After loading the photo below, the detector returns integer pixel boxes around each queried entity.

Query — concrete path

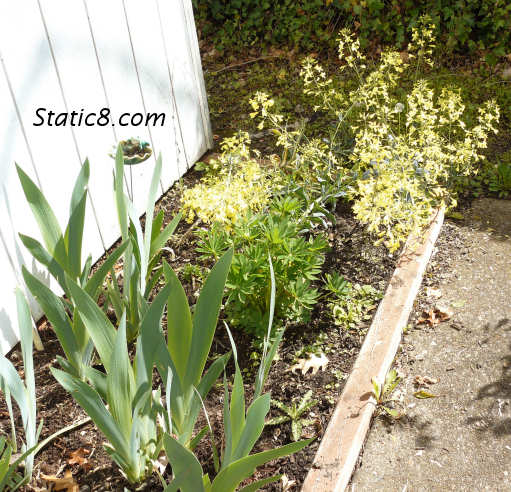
[350,199,511,492]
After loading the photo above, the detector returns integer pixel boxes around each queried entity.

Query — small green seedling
[267,390,318,441]
[371,369,402,418]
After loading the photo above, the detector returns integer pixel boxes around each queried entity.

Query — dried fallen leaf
[281,474,297,491]
[413,390,438,399]
[417,308,451,326]
[41,470,79,492]
[414,375,438,387]
[68,447,91,471]
[289,353,328,376]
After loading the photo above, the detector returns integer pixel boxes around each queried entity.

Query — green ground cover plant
[194,0,511,64]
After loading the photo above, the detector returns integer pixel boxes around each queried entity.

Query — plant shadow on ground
[467,321,511,437]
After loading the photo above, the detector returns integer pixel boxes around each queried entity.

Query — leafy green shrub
[194,0,511,63]
[196,199,327,337]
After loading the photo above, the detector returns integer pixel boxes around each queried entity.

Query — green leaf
[22,267,81,372]
[135,282,172,386]
[18,234,68,297]
[51,368,128,457]
[150,212,182,260]
[85,241,130,300]
[237,474,282,492]
[143,153,163,268]
[65,275,116,372]
[16,164,64,263]
[413,390,438,399]
[114,145,128,240]
[211,439,313,492]
[107,313,135,441]
[291,419,302,442]
[163,262,192,383]
[163,434,205,492]
[66,159,90,279]
[185,249,233,388]
[151,209,164,247]
[231,394,270,461]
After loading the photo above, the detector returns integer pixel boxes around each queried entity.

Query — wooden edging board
[301,207,445,492]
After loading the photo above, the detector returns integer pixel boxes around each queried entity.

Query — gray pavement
[350,199,511,492]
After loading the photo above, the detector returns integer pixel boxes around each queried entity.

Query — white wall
[0,0,212,354]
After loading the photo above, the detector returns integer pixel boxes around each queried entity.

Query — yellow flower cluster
[251,16,500,252]
[181,133,273,229]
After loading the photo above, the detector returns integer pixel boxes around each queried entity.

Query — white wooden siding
[0,0,211,354]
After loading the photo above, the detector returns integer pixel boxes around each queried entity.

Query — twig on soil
[207,55,284,74]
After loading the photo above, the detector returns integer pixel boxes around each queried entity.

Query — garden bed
[1,164,397,491]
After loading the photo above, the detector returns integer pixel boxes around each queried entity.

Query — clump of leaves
[195,199,327,338]
[371,369,402,418]
[327,277,381,331]
[488,160,511,198]
[267,390,318,442]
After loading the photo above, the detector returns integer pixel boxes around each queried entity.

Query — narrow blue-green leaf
[185,249,232,388]
[107,313,135,442]
[150,212,181,260]
[143,153,163,269]
[188,352,231,429]
[84,366,107,401]
[52,368,128,454]
[238,474,282,492]
[231,394,270,462]
[16,164,63,259]
[151,209,164,246]
[163,434,205,492]
[211,439,313,492]
[163,262,192,383]
[65,274,115,372]
[114,145,128,240]
[22,267,80,370]
[85,240,129,299]
[254,255,277,400]
[18,234,68,297]
[80,254,93,287]
[66,159,90,279]
[65,192,87,279]
[135,282,172,387]
[226,325,245,457]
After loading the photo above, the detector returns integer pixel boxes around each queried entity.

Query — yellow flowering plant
[251,16,500,252]
[181,132,274,229]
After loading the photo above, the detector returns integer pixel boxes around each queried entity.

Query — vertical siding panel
[158,0,210,165]
[84,0,155,229]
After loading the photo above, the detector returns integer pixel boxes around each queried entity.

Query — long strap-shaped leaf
[163,434,206,492]
[51,368,128,458]
[22,268,81,373]
[65,159,90,279]
[184,249,233,388]
[163,262,192,384]
[65,275,116,372]
[211,439,313,492]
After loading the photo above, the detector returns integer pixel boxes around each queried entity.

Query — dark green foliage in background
[193,0,511,63]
